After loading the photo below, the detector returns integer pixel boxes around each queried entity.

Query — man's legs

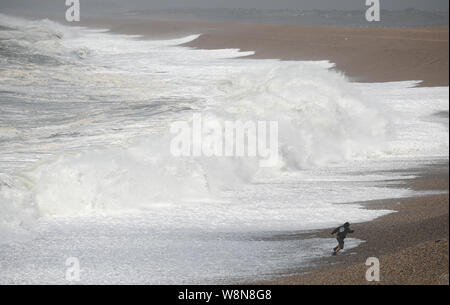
[333,238,344,254]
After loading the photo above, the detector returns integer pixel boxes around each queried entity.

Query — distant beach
[78,17,449,87]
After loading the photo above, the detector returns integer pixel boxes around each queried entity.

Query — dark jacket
[331,225,354,240]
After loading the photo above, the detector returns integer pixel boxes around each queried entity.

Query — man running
[331,222,354,255]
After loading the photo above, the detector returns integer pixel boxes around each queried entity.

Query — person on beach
[331,222,354,255]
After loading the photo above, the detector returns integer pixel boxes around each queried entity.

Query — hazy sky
[1,0,449,17]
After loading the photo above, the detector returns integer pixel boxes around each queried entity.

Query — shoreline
[73,17,449,284]
[249,160,449,285]
[75,18,449,87]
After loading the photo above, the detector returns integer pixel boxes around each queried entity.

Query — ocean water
[0,14,448,284]
[129,8,449,28]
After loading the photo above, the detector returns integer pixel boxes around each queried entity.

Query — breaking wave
[0,14,448,243]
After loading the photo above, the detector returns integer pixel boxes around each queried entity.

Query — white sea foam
[0,14,448,283]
